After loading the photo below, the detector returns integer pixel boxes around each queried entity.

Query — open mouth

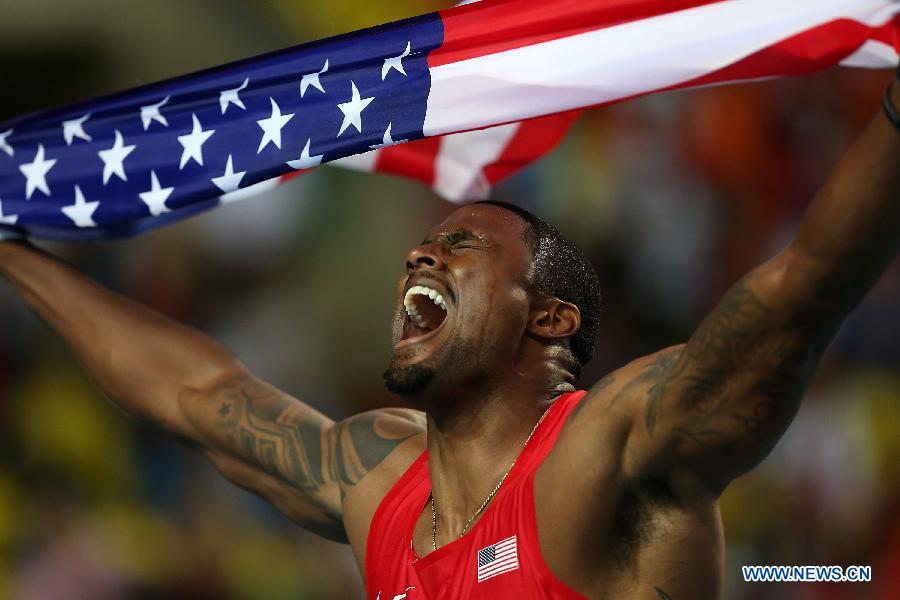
[399,284,449,345]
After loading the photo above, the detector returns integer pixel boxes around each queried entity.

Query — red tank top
[365,391,588,600]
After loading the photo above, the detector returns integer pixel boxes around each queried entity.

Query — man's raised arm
[621,80,900,495]
[0,240,377,541]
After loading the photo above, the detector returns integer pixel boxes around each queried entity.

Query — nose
[405,243,444,273]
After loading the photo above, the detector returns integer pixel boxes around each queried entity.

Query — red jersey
[365,391,588,599]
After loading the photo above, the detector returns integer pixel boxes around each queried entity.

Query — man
[1,73,898,598]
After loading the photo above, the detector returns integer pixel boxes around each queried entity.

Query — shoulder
[538,346,686,498]
[336,407,427,565]
[563,345,686,440]
[533,347,694,587]
[334,407,427,488]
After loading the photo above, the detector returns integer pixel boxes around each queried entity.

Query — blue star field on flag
[0,15,443,240]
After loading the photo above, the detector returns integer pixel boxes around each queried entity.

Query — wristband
[884,83,900,133]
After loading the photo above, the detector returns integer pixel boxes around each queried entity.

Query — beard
[383,363,435,395]
[383,330,477,397]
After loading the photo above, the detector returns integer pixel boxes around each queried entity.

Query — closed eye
[420,228,487,249]
[444,229,484,246]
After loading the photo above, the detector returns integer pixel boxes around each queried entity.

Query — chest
[369,476,585,600]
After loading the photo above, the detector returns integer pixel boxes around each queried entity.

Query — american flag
[477,535,519,582]
[0,0,896,241]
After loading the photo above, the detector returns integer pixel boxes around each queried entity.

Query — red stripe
[870,15,900,52]
[480,558,518,574]
[430,0,724,68]
[374,136,442,186]
[279,171,306,183]
[668,18,898,90]
[478,558,519,580]
[533,17,899,117]
[481,110,581,186]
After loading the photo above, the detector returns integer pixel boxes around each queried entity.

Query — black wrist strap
[884,83,900,132]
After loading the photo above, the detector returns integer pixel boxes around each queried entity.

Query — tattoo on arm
[638,276,821,481]
[644,282,769,438]
[570,348,682,431]
[215,377,331,493]
[569,372,616,420]
[213,377,419,495]
[640,349,679,436]
[332,412,420,487]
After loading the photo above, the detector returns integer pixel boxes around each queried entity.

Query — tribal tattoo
[646,275,821,479]
[214,377,331,492]
[331,413,419,487]
[568,372,616,420]
[639,349,679,436]
[212,376,421,498]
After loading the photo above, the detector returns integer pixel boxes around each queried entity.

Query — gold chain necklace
[430,406,552,552]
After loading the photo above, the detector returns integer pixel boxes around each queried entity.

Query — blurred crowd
[1,1,898,599]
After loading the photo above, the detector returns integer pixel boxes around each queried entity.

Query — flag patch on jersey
[476,535,519,582]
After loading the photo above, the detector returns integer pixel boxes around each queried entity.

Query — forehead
[432,204,529,242]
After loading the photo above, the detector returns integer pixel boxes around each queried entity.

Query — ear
[526,297,581,341]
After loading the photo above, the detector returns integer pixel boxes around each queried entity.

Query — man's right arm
[0,241,422,542]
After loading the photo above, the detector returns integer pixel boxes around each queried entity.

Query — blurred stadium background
[0,1,898,598]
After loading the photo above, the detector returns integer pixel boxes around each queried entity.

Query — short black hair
[477,201,601,376]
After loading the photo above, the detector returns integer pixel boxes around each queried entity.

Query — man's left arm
[622,81,900,495]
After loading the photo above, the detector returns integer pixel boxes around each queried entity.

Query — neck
[422,373,573,543]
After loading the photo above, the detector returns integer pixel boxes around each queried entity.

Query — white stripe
[218,178,280,205]
[491,538,517,551]
[480,535,516,551]
[331,148,381,172]
[840,39,899,68]
[479,558,519,581]
[424,0,900,136]
[480,558,518,576]
[433,123,520,202]
[481,555,518,570]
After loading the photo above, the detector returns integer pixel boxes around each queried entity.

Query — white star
[219,77,249,114]
[369,123,407,149]
[256,98,294,153]
[62,113,92,146]
[140,95,170,130]
[98,130,136,184]
[286,139,323,170]
[300,59,329,97]
[0,199,18,225]
[336,81,374,137]
[211,154,246,193]
[19,144,57,199]
[178,114,215,168]
[61,185,99,228]
[0,129,13,157]
[382,42,411,80]
[139,170,174,216]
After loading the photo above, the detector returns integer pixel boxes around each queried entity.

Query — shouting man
[1,76,898,599]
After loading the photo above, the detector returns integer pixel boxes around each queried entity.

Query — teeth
[403,284,449,327]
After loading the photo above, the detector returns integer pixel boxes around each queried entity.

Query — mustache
[405,271,457,305]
